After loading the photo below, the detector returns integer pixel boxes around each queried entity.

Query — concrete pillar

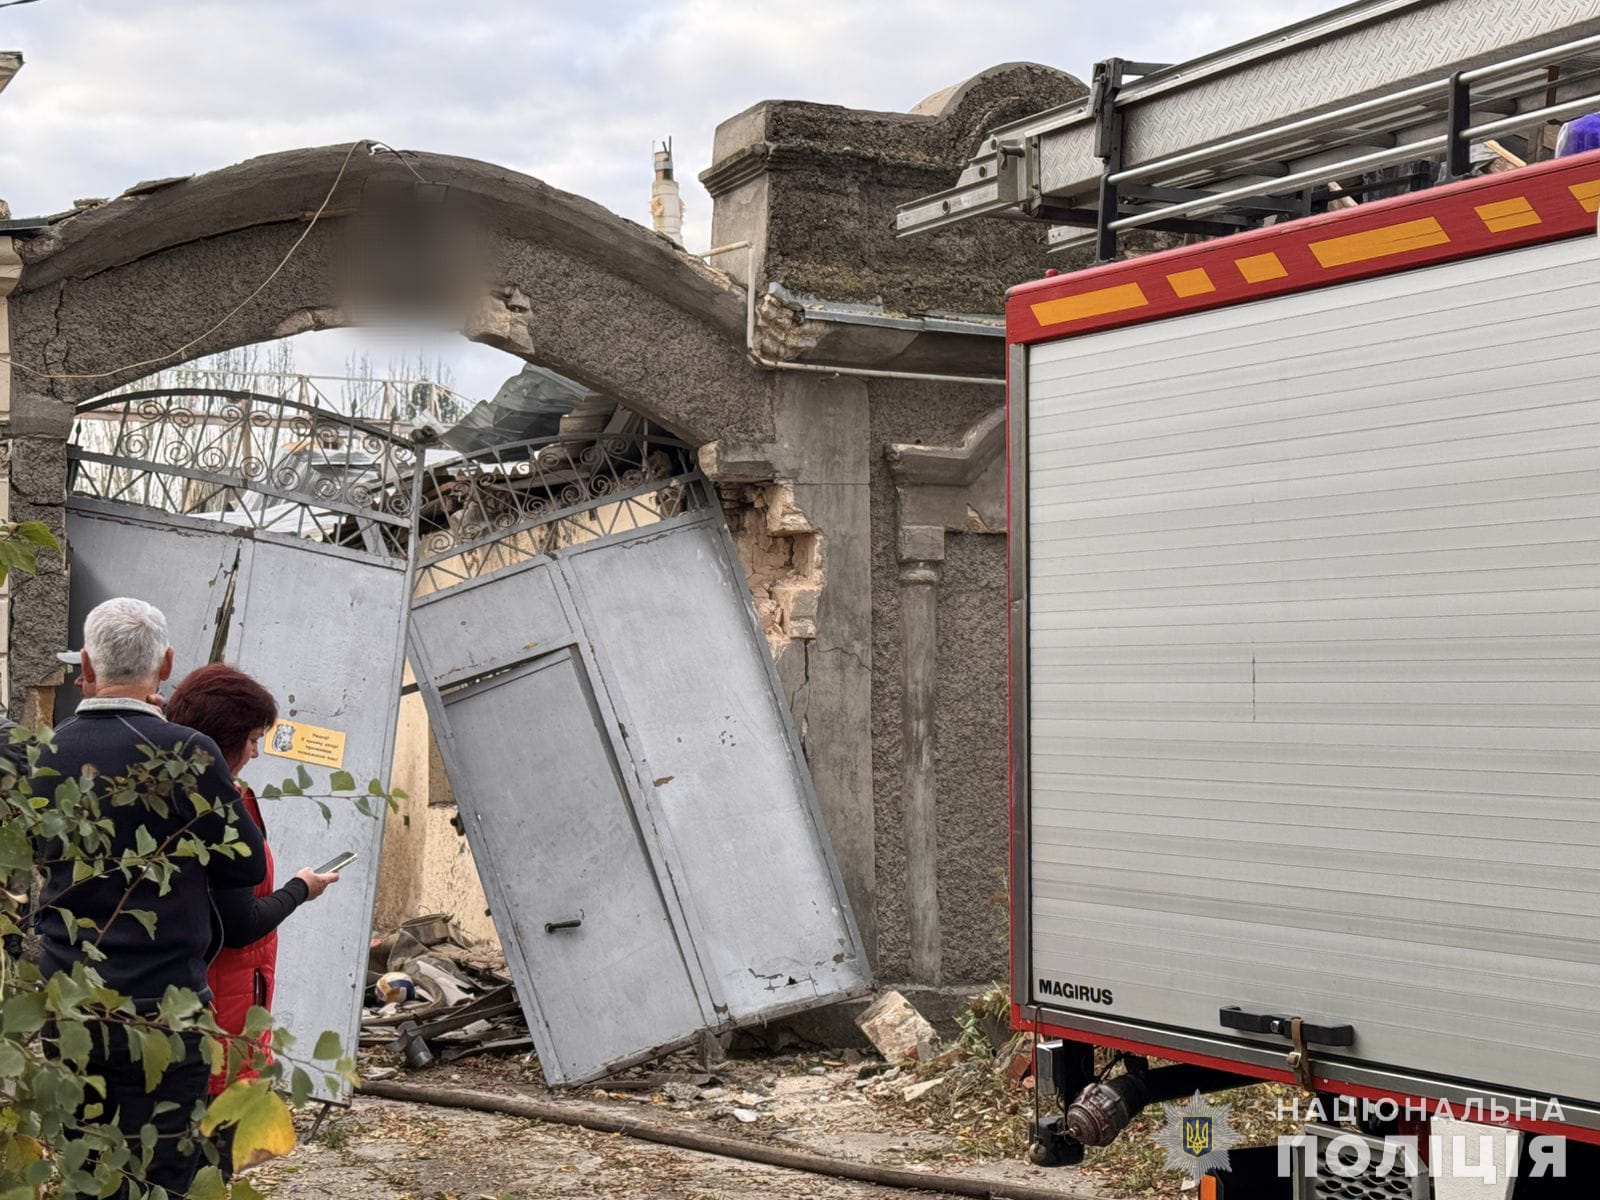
[897,523,946,984]
[773,375,876,964]
[6,422,70,725]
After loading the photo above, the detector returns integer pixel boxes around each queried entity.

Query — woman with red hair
[167,664,340,1158]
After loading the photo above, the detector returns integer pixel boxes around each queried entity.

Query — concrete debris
[902,1076,947,1103]
[731,1108,762,1124]
[854,991,939,1064]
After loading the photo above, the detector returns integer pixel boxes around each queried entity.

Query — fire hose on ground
[358,1078,1100,1200]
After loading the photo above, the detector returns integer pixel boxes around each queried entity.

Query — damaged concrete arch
[8,143,777,445]
[3,142,787,709]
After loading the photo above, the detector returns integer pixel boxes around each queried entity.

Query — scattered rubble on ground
[330,978,1299,1199]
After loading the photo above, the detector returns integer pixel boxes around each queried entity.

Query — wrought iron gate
[406,433,869,1084]
[67,389,421,1102]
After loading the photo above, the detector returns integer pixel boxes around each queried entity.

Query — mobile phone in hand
[315,851,357,874]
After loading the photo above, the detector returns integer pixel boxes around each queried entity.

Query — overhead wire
[0,138,369,383]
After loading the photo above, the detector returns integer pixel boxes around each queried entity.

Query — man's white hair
[83,597,170,684]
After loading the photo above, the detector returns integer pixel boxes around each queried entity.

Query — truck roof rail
[895,0,1600,262]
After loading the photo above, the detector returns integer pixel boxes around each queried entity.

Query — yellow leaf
[200,1079,297,1170]
[0,1132,42,1193]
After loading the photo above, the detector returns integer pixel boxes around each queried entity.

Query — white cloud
[0,0,1330,397]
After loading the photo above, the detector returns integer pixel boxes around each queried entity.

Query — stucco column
[898,524,946,984]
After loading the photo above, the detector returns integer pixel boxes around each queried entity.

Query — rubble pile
[360,914,528,1069]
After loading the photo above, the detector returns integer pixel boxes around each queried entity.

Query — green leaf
[188,1165,228,1200]
[228,1179,267,1200]
[0,825,30,872]
[367,779,385,796]
[329,770,355,793]
[129,909,158,940]
[157,987,203,1028]
[312,1031,342,1061]
[242,1006,273,1039]
[289,1067,313,1107]
[55,1020,92,1066]
[295,766,313,791]
[0,993,46,1037]
[0,1041,25,1077]
[136,1027,172,1093]
[12,521,59,550]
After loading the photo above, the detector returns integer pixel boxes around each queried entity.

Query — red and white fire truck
[903,5,1600,1195]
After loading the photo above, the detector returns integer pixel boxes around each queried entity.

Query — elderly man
[35,597,265,1197]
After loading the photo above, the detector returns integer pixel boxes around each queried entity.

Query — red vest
[206,786,277,1096]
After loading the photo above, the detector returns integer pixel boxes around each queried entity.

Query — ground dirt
[245,1048,1133,1200]
[247,1030,1304,1200]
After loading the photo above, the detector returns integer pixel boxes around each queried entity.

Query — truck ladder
[896,0,1600,260]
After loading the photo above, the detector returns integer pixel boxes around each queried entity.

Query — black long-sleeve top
[214,876,310,947]
[33,702,267,1009]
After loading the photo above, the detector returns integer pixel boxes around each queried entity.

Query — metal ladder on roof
[896,0,1600,262]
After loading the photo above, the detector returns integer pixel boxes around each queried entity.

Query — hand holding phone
[315,851,357,875]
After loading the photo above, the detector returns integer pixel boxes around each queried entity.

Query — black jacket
[33,700,266,1009]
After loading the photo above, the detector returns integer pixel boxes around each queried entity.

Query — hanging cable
[0,139,368,383]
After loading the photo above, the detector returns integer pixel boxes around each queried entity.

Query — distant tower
[651,139,685,248]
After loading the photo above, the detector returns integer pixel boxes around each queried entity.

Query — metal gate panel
[433,644,709,1080]
[563,518,868,1019]
[65,505,247,699]
[406,434,871,1084]
[67,391,420,1102]
[224,536,408,1095]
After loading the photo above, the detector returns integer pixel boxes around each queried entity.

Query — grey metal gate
[67,390,421,1102]
[406,432,869,1084]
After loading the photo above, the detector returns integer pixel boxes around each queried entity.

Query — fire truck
[901,4,1600,1196]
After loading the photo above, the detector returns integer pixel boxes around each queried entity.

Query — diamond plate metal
[1035,0,1600,197]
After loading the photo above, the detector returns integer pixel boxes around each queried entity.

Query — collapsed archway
[7,143,780,704]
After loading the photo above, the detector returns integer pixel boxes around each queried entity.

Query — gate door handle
[544,915,583,933]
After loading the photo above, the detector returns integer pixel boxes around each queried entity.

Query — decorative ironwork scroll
[69,389,420,557]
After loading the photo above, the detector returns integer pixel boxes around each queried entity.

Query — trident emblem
[1183,1116,1213,1158]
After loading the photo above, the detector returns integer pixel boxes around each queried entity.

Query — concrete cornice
[0,52,21,97]
[885,408,1003,488]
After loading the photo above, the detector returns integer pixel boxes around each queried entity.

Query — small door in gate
[407,433,870,1084]
[439,645,708,1076]
[66,391,419,1102]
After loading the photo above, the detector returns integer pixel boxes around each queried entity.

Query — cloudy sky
[0,0,1329,399]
